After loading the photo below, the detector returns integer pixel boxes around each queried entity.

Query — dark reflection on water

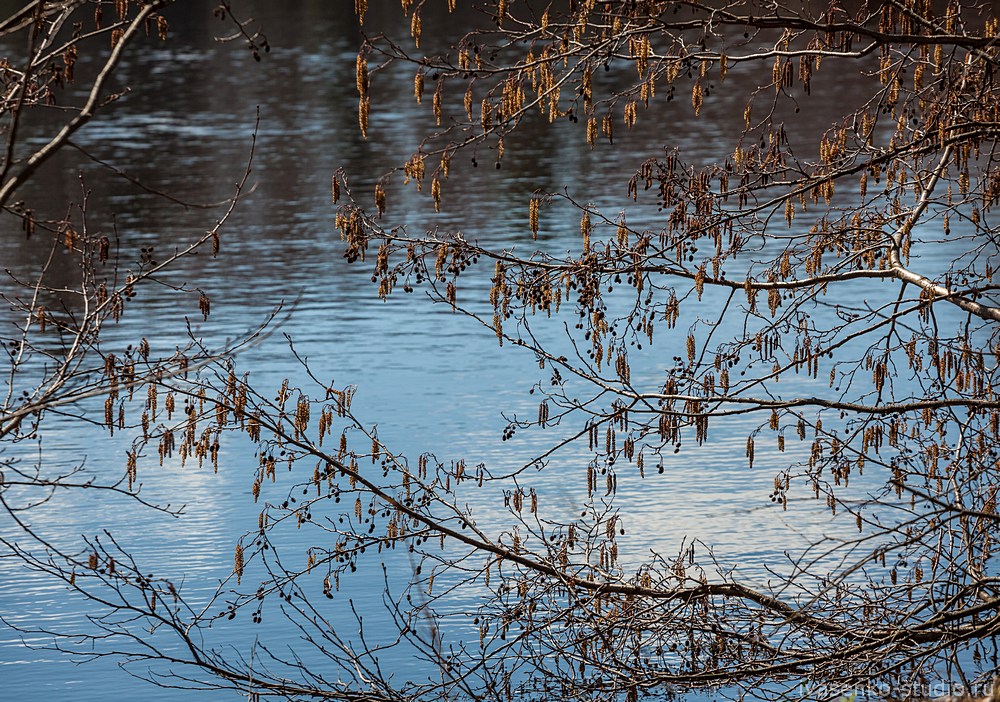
[0,2,976,700]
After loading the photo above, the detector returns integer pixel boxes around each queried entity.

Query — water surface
[0,3,968,700]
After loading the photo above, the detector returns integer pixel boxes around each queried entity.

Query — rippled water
[0,2,980,700]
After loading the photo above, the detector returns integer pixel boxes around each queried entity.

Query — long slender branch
[0,0,171,209]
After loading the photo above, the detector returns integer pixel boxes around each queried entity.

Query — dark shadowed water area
[0,2,983,700]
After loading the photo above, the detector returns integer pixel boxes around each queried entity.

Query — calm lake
[0,2,978,700]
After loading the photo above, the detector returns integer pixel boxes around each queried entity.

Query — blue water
[0,2,989,701]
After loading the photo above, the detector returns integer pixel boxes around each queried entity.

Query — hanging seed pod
[414,71,424,103]
[410,10,421,45]
[529,196,540,238]
[768,288,781,316]
[358,95,369,139]
[356,52,368,97]
[433,80,443,125]
[431,176,441,212]
[691,80,703,115]
[463,83,474,120]
[126,450,137,489]
[624,100,637,127]
[199,292,211,320]
[234,543,245,584]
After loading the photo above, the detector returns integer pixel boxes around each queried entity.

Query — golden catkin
[692,80,703,115]
[234,543,244,584]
